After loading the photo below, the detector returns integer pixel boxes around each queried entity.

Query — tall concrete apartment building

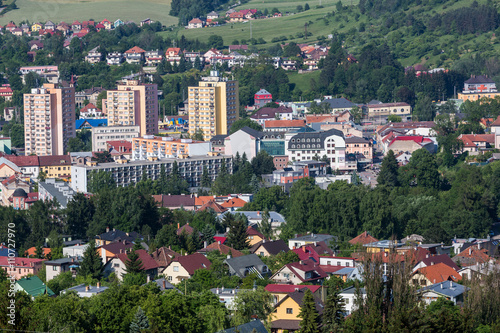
[106,79,158,136]
[24,83,75,156]
[188,71,239,140]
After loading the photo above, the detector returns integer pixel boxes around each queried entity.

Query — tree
[322,290,345,332]
[251,151,275,177]
[283,42,301,57]
[298,289,320,333]
[399,149,440,189]
[229,118,263,134]
[377,150,400,187]
[79,240,103,280]
[208,35,224,49]
[130,306,149,333]
[124,250,144,275]
[65,193,95,239]
[413,94,436,121]
[259,209,273,240]
[201,166,212,188]
[232,287,274,328]
[87,170,116,193]
[226,215,250,250]
[350,106,363,124]
[297,4,303,12]
[305,3,310,10]
[388,114,402,122]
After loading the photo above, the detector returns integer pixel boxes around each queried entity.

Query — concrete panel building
[91,125,140,152]
[132,135,210,160]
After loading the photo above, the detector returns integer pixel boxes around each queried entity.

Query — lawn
[0,0,177,26]
[287,70,321,92]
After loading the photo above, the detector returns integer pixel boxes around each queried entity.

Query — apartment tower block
[188,71,239,140]
[106,79,158,136]
[24,83,75,156]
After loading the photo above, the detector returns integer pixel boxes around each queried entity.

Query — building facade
[71,155,232,193]
[91,125,140,152]
[106,79,158,136]
[458,75,500,101]
[188,71,239,140]
[132,136,210,160]
[24,83,76,156]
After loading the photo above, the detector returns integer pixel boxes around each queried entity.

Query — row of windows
[291,137,321,143]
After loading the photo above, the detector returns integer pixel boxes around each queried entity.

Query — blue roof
[75,119,108,129]
[417,281,468,298]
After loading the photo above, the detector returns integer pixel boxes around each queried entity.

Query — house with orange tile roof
[165,47,182,65]
[349,231,379,245]
[197,199,227,214]
[188,18,204,28]
[100,19,112,30]
[457,133,495,153]
[452,246,492,267]
[412,262,462,287]
[197,241,244,257]
[221,197,247,211]
[152,246,181,268]
[124,46,146,64]
[25,247,51,258]
[263,119,307,132]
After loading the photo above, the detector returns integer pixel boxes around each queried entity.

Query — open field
[0,0,177,25]
[287,70,321,91]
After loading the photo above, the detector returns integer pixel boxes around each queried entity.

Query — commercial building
[24,83,76,156]
[188,71,239,140]
[132,135,210,160]
[71,155,232,193]
[91,125,140,152]
[364,102,412,123]
[106,79,158,136]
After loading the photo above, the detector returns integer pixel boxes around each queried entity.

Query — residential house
[457,75,500,102]
[228,11,245,22]
[62,282,108,297]
[458,262,500,280]
[95,228,143,246]
[106,52,124,65]
[198,242,245,257]
[11,28,23,36]
[363,240,405,253]
[176,223,196,236]
[106,140,133,159]
[161,253,211,283]
[265,284,323,305]
[206,11,220,23]
[79,103,103,117]
[152,246,181,269]
[145,50,163,66]
[147,277,178,292]
[458,134,495,153]
[262,160,329,193]
[349,231,379,246]
[288,234,336,250]
[153,194,196,210]
[250,239,290,257]
[140,18,154,26]
[453,246,492,267]
[25,247,51,258]
[100,19,112,30]
[44,257,79,281]
[63,243,89,258]
[0,157,20,178]
[221,197,247,211]
[417,281,468,306]
[85,46,102,64]
[412,263,462,287]
[0,86,13,102]
[211,287,247,310]
[250,106,293,126]
[345,137,373,163]
[44,20,56,30]
[253,88,273,108]
[247,226,265,246]
[38,155,72,179]
[114,19,124,28]
[271,259,328,285]
[31,23,43,32]
[188,18,204,29]
[340,286,366,315]
[97,240,134,264]
[270,288,325,333]
[9,188,38,210]
[387,136,437,155]
[413,254,460,273]
[56,22,71,35]
[165,47,182,65]
[124,46,146,64]
[5,22,17,32]
[293,241,335,260]
[0,257,44,280]
[72,20,82,31]
[0,175,31,206]
[197,199,228,214]
[219,210,286,230]
[15,276,54,299]
[225,254,269,278]
[103,249,159,281]
[364,102,412,123]
[28,40,44,51]
[229,44,249,52]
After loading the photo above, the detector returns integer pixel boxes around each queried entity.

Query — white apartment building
[91,125,140,152]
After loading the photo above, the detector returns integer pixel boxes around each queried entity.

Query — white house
[339,286,366,315]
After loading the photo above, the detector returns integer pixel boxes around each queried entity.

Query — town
[0,1,500,332]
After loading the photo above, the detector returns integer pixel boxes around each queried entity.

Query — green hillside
[0,0,177,26]
[161,0,500,69]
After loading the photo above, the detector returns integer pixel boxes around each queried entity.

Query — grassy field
[161,1,354,46]
[0,0,177,26]
[287,70,321,91]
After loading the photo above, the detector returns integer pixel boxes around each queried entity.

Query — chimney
[71,258,74,262]
[120,249,123,254]
[311,233,315,238]
[162,280,166,289]
[218,240,221,245]
[426,254,429,259]
[440,283,443,289]
[450,280,452,287]
[113,228,115,232]
[106,227,109,233]
[384,252,388,257]
[430,262,434,266]
[204,241,207,248]
[478,243,481,250]
[147,275,150,283]
[469,248,472,255]
[227,254,231,259]
[300,260,304,265]
[263,239,266,243]
[97,282,100,289]
[257,211,260,216]
[178,223,180,229]
[85,285,89,292]
[122,240,126,245]
[216,288,220,294]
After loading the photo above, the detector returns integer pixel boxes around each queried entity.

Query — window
[113,263,119,268]
[52,266,57,271]
[168,276,172,281]
[286,308,293,314]
[173,266,179,272]
[260,252,264,256]
[337,261,341,266]
[345,298,349,304]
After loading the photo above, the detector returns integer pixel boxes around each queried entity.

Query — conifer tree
[79,240,104,279]
[226,216,250,250]
[298,289,320,333]
[377,150,400,187]
[124,249,144,274]
[130,306,149,333]
[322,290,345,332]
[259,209,273,240]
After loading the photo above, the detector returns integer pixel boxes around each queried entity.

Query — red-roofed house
[221,197,247,211]
[453,246,492,267]
[5,22,17,32]
[100,19,112,30]
[72,21,82,31]
[349,231,379,245]
[247,226,264,246]
[458,134,495,153]
[0,86,13,101]
[152,246,181,268]
[162,253,211,283]
[197,241,244,257]
[38,155,71,179]
[413,254,460,272]
[9,189,38,210]
[197,199,227,214]
[124,46,146,64]
[95,23,105,31]
[4,155,40,179]
[25,247,51,258]
[104,249,159,281]
[79,103,103,118]
[188,18,204,29]
[165,47,182,65]
[387,135,436,155]
[412,262,462,287]
[0,257,45,279]
[264,119,307,132]
[271,259,328,285]
[228,12,245,22]
[106,140,133,158]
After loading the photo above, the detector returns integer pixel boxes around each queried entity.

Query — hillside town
[0,5,500,333]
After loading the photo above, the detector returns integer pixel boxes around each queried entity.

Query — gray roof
[210,134,228,142]
[417,281,468,298]
[218,211,286,223]
[225,254,267,277]
[238,126,265,139]
[340,285,366,295]
[69,152,93,158]
[39,180,74,209]
[289,234,336,243]
[145,278,178,292]
[63,283,108,295]
[222,320,268,333]
[464,75,495,84]
[255,88,271,96]
[44,258,79,266]
[320,97,357,109]
[345,136,369,144]
[287,128,344,150]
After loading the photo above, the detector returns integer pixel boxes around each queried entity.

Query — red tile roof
[38,155,71,167]
[80,103,101,113]
[284,259,328,282]
[221,197,247,209]
[25,247,51,257]
[265,284,321,294]
[491,115,500,127]
[4,155,39,167]
[116,249,159,271]
[419,254,460,272]
[349,231,379,245]
[198,242,244,257]
[455,246,490,264]
[0,257,44,267]
[458,134,495,147]
[415,262,462,284]
[177,223,194,236]
[214,236,227,244]
[198,199,227,213]
[264,119,306,128]
[125,46,146,54]
[389,135,433,147]
[173,253,211,275]
[247,226,264,239]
